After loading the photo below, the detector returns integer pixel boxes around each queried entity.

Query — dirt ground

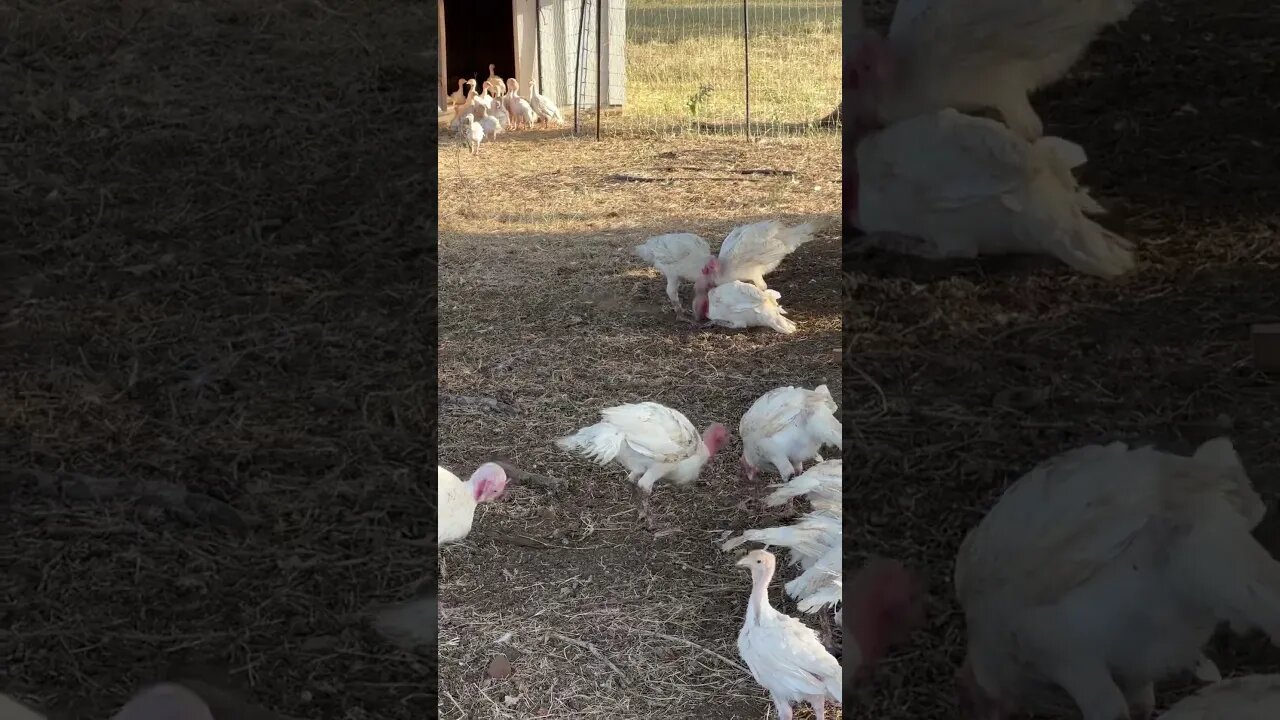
[436,124,841,719]
[848,0,1280,717]
[1,2,431,718]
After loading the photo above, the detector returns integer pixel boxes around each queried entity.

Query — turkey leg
[805,694,827,720]
[817,612,834,649]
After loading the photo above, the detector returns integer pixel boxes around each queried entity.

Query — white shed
[439,0,626,111]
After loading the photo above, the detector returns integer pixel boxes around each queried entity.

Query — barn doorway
[442,0,517,96]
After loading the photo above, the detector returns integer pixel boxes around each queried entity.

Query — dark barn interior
[442,0,516,93]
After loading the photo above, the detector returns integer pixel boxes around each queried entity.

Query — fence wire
[535,0,841,139]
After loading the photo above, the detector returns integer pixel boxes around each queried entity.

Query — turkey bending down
[633,232,712,312]
[851,109,1134,279]
[739,385,841,483]
[955,437,1280,720]
[705,219,817,291]
[691,275,797,335]
[556,401,728,530]
[1155,674,1280,720]
[847,0,1145,141]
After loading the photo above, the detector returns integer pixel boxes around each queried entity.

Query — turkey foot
[634,486,658,530]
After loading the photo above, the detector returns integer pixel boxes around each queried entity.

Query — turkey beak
[734,556,751,568]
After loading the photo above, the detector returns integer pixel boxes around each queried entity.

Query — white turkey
[438,463,509,545]
[527,80,565,124]
[735,549,842,720]
[1156,674,1280,720]
[505,79,538,130]
[555,402,728,530]
[633,232,713,312]
[460,115,485,155]
[476,105,502,142]
[738,385,841,483]
[847,0,1144,141]
[704,219,817,291]
[485,64,506,97]
[851,108,1134,278]
[726,508,843,646]
[955,437,1280,720]
[691,276,796,335]
[466,79,494,112]
[763,458,842,510]
[489,100,512,131]
[448,77,466,107]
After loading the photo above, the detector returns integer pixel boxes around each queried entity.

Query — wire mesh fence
[534,0,841,139]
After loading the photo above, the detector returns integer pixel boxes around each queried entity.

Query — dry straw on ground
[847,1,1280,717]
[2,2,431,718]
[438,124,841,719]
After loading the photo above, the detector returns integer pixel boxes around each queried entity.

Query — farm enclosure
[436,129,842,719]
[847,0,1280,717]
[438,0,841,138]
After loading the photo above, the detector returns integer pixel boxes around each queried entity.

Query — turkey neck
[747,566,775,625]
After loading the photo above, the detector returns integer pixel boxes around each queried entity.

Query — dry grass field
[848,0,1280,717]
[1,2,431,718]
[437,126,841,719]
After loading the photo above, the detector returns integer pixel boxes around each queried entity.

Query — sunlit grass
[618,1,840,134]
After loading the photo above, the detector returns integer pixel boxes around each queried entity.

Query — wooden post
[438,0,448,106]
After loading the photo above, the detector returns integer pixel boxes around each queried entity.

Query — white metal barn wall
[533,0,625,109]
[513,0,539,95]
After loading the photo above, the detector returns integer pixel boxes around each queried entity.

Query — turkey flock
[441,63,565,155]
[842,0,1280,718]
[432,77,864,720]
[433,384,873,720]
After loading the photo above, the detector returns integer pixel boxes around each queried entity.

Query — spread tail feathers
[763,479,813,506]
[1173,517,1280,645]
[555,424,624,465]
[1055,219,1135,279]
[769,314,798,334]
[780,221,818,251]
[796,584,842,613]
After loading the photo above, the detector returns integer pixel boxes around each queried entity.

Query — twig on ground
[549,632,628,686]
[441,393,518,414]
[632,629,749,674]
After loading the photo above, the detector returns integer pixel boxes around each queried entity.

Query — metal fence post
[596,0,603,140]
[574,0,589,136]
[742,0,750,140]
[535,0,543,92]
